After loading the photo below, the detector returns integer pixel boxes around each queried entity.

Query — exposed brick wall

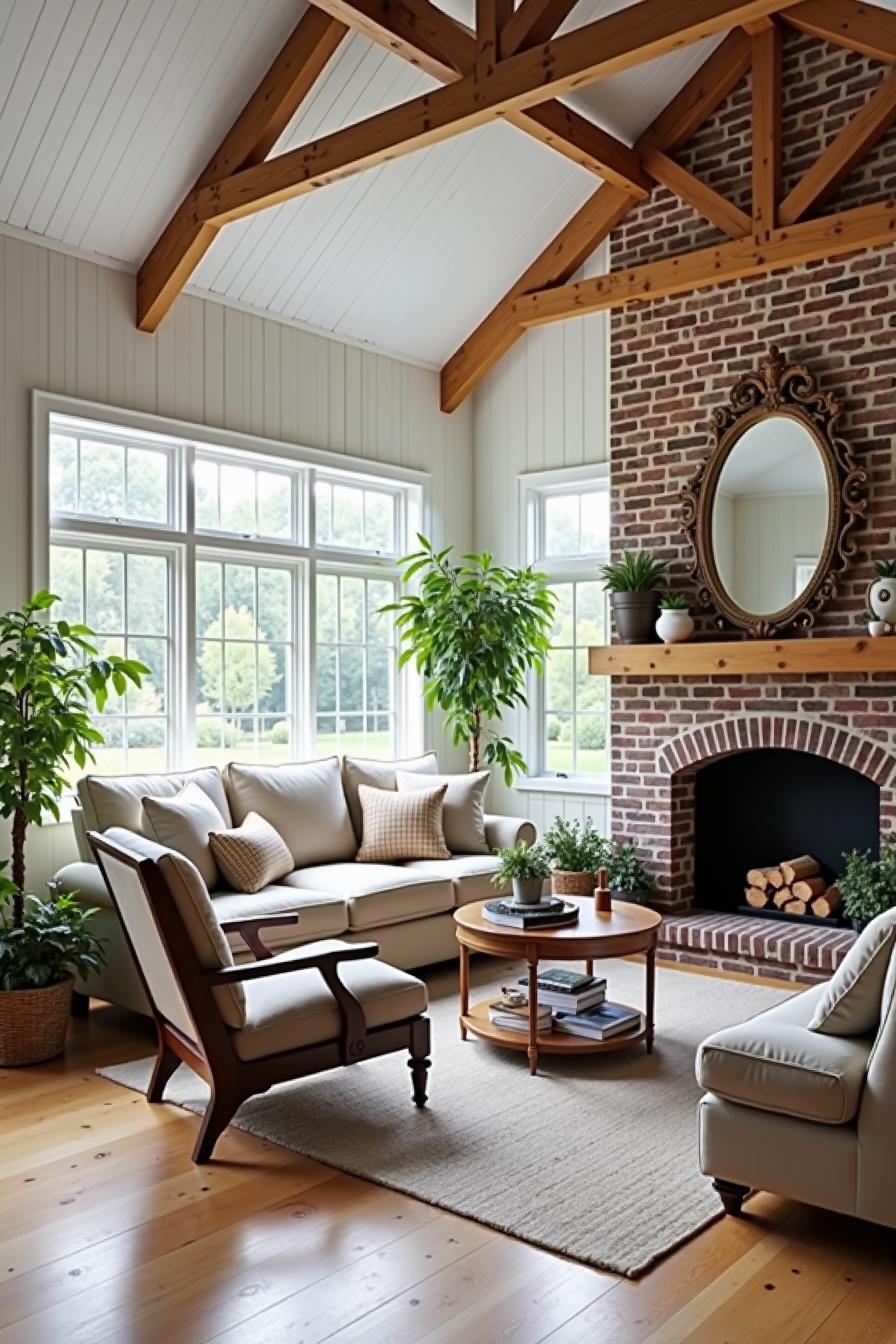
[607,30,896,910]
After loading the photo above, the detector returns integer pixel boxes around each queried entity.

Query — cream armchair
[696,919,896,1229]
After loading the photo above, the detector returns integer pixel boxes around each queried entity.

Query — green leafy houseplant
[600,551,668,593]
[490,841,552,885]
[839,844,896,929]
[0,591,149,1064]
[386,536,555,784]
[543,817,612,897]
[608,843,656,903]
[873,559,896,579]
[659,593,689,610]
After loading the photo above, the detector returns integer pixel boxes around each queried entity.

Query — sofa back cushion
[142,782,228,890]
[225,757,357,868]
[396,768,489,854]
[342,752,439,839]
[78,766,230,836]
[809,906,896,1037]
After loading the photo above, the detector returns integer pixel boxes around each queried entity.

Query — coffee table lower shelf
[462,1000,647,1056]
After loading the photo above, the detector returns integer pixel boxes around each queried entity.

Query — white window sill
[514,775,611,798]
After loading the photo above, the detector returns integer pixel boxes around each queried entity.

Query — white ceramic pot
[869,578,896,624]
[656,609,694,644]
[869,620,891,637]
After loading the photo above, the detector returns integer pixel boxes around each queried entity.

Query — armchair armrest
[205,939,379,985]
[484,814,536,850]
[219,914,300,961]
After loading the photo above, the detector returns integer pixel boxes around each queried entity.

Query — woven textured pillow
[356,783,450,863]
[208,812,294,893]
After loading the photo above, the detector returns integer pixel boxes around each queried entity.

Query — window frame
[33,391,428,806]
[518,463,611,797]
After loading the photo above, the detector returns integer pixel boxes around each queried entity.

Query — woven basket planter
[551,870,596,898]
[0,976,73,1066]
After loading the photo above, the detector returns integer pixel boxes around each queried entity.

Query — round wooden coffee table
[454,897,662,1075]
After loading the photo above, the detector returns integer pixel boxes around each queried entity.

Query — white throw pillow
[809,907,896,1037]
[342,752,439,839]
[225,757,357,867]
[396,768,489,854]
[209,813,294,893]
[356,783,450,863]
[142,782,227,890]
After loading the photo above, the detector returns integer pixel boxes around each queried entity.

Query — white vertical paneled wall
[472,245,611,836]
[0,233,473,888]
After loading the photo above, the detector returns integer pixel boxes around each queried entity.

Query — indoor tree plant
[491,841,552,906]
[600,550,668,645]
[542,816,611,897]
[386,536,555,783]
[0,590,149,1065]
[839,844,896,932]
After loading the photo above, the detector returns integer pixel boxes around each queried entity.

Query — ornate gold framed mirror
[681,346,867,638]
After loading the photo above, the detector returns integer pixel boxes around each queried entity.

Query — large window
[522,466,611,789]
[39,404,425,785]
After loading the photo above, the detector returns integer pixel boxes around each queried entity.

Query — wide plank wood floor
[1,999,895,1344]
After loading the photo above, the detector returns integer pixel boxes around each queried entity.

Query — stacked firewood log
[744,855,841,919]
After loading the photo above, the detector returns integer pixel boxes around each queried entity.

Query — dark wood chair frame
[88,832,432,1163]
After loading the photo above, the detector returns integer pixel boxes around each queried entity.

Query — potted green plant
[0,590,149,1066]
[608,842,656,906]
[868,559,896,627]
[600,551,668,645]
[491,841,552,906]
[542,817,610,897]
[386,536,555,782]
[839,844,896,932]
[655,592,694,644]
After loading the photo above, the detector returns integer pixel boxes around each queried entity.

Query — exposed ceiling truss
[134,0,896,415]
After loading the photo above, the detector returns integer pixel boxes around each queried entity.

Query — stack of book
[517,967,607,1012]
[482,897,579,929]
[488,995,553,1034]
[553,1001,642,1040]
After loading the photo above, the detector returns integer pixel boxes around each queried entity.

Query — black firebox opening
[693,748,880,914]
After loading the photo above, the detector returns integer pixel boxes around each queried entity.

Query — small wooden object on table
[454,896,662,1076]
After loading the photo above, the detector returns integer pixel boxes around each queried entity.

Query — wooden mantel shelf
[588,637,896,677]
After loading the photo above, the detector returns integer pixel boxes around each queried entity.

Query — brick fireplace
[604,28,896,982]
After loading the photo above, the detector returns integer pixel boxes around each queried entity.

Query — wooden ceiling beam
[640,145,751,237]
[779,69,896,224]
[439,28,752,411]
[513,198,896,326]
[196,0,790,226]
[506,104,651,194]
[751,21,782,233]
[476,0,514,72]
[500,0,582,57]
[780,0,896,63]
[136,8,346,332]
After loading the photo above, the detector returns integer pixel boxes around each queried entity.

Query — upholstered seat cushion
[282,863,454,930]
[696,984,871,1125]
[232,940,428,1061]
[404,854,504,906]
[212,885,349,951]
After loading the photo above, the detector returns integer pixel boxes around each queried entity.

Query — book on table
[482,899,579,929]
[488,998,553,1034]
[517,969,607,1011]
[553,1001,642,1040]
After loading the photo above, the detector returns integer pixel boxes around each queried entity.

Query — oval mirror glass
[711,415,829,618]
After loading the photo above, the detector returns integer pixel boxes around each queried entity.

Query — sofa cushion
[142,782,227,890]
[404,854,504,906]
[232,942,427,1061]
[212,885,349,951]
[78,766,230,836]
[357,783,450,863]
[342,752,439,838]
[283,863,454,931]
[396,769,490,855]
[209,812,293,893]
[809,907,896,1037]
[697,983,870,1124]
[224,757,357,867]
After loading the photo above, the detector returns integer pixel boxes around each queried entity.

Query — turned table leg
[645,943,656,1054]
[459,941,470,1040]
[527,950,539,1076]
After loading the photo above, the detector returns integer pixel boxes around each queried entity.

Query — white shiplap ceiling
[0,0,749,363]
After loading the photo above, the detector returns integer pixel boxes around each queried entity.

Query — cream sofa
[696,920,896,1229]
[52,753,534,1016]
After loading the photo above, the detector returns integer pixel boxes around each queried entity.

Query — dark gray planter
[611,590,660,644]
[612,887,651,906]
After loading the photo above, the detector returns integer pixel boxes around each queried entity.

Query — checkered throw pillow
[208,812,294,893]
[356,783,450,862]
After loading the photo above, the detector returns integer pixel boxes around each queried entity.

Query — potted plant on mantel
[0,591,149,1066]
[491,841,552,906]
[386,536,555,784]
[543,816,610,898]
[838,844,896,933]
[600,551,668,645]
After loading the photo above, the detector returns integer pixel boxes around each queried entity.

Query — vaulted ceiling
[0,0,725,364]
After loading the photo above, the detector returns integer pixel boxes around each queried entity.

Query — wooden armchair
[89,830,431,1163]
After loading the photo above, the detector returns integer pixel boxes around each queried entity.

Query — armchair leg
[713,1178,750,1216]
[408,1017,431,1108]
[146,1042,181,1103]
[192,1086,240,1164]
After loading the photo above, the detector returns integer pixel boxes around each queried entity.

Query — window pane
[258,568,290,642]
[86,550,124,631]
[197,640,222,713]
[543,494,580,556]
[219,464,255,534]
[339,577,364,643]
[577,651,606,714]
[257,472,291,539]
[50,545,83,623]
[575,715,607,773]
[332,483,363,547]
[316,645,337,714]
[550,583,574,643]
[127,554,167,635]
[260,716,291,762]
[314,480,333,544]
[316,573,337,642]
[367,580,394,645]
[364,490,394,551]
[224,564,256,633]
[546,715,574,774]
[545,648,574,712]
[126,448,168,523]
[50,435,77,512]
[128,637,167,713]
[195,459,219,529]
[580,490,610,554]
[196,560,222,635]
[576,581,605,645]
[126,719,166,772]
[259,644,287,714]
[363,715,393,758]
[339,646,364,712]
[367,648,391,713]
[224,640,258,715]
[80,440,124,518]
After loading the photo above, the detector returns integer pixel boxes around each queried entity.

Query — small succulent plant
[659,593,690,610]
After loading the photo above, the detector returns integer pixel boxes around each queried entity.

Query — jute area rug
[99,957,792,1277]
